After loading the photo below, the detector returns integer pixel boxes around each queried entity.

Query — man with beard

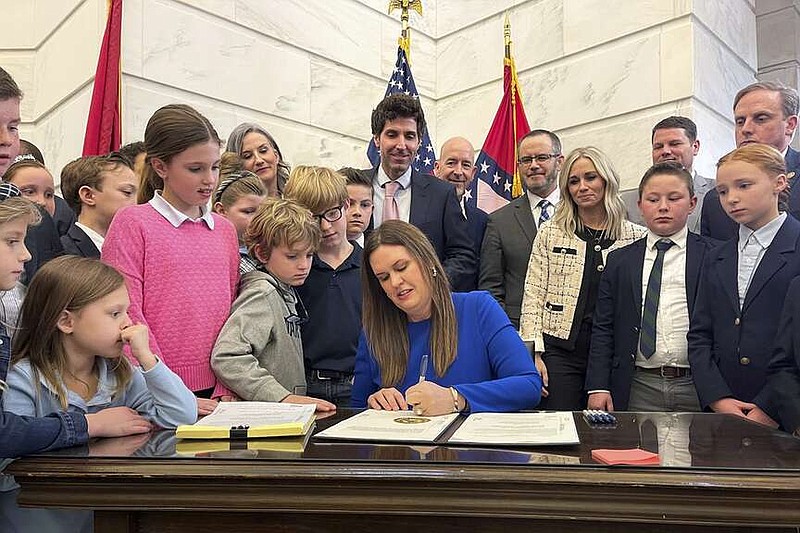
[364,94,475,291]
[433,136,487,290]
[622,116,713,233]
[479,130,563,328]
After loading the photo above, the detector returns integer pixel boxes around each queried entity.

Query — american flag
[367,47,436,175]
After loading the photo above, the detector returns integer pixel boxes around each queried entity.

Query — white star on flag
[480,161,489,174]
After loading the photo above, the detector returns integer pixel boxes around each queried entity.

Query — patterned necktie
[639,239,675,358]
[537,199,551,227]
[383,181,401,222]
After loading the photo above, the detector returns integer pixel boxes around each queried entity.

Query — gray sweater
[211,270,306,401]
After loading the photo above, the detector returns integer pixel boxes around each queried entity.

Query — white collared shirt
[372,165,412,226]
[527,187,560,229]
[637,226,690,368]
[148,190,215,229]
[737,212,786,307]
[75,222,105,252]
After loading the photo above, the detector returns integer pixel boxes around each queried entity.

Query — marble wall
[0,0,760,190]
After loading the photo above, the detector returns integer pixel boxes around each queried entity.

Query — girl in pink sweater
[102,104,240,415]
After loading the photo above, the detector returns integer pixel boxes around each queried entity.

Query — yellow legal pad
[176,402,317,440]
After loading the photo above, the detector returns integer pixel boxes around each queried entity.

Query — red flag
[82,0,123,156]
[465,17,531,214]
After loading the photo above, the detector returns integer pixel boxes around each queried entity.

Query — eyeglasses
[518,154,560,166]
[312,205,344,225]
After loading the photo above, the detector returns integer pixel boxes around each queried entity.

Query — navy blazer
[60,223,100,259]
[688,215,800,410]
[22,206,63,284]
[365,167,477,292]
[586,232,711,410]
[464,204,488,291]
[701,146,800,241]
[766,277,800,433]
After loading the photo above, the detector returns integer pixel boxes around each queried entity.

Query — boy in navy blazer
[60,153,138,258]
[587,162,711,411]
[766,276,800,436]
[688,144,800,427]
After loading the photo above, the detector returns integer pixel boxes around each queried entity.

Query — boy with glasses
[284,166,363,407]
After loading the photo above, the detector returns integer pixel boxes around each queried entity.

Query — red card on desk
[591,448,660,466]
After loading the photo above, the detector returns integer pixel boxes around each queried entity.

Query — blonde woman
[520,147,645,411]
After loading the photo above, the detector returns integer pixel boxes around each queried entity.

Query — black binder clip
[230,425,250,440]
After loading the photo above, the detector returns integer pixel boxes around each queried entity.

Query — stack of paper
[176,402,316,440]
[591,448,660,465]
[314,410,460,443]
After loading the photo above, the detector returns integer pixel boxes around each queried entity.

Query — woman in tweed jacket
[519,147,645,410]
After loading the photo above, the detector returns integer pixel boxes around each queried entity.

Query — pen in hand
[413,354,429,415]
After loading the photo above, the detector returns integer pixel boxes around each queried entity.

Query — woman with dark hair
[352,220,541,415]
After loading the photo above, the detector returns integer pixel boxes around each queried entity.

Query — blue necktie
[537,199,551,227]
[639,239,675,358]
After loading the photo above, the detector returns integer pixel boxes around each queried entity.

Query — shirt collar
[738,212,787,252]
[35,358,116,408]
[376,164,412,190]
[74,222,105,252]
[526,187,560,207]
[149,190,215,229]
[647,225,688,250]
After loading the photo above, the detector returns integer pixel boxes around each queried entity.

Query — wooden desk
[8,411,800,532]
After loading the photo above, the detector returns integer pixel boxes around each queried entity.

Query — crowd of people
[0,67,798,489]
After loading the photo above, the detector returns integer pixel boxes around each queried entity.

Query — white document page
[315,410,460,443]
[193,402,316,428]
[448,411,580,446]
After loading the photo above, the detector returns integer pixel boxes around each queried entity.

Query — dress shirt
[148,190,215,229]
[636,227,690,368]
[737,213,786,308]
[526,188,560,229]
[75,221,105,252]
[372,166,412,227]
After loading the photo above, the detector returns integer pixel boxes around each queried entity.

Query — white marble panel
[33,0,103,120]
[176,0,236,20]
[693,24,756,125]
[353,0,437,39]
[235,0,383,76]
[690,99,736,178]
[380,18,437,96]
[309,58,388,140]
[660,21,693,103]
[34,0,93,46]
[436,0,563,99]
[755,0,794,16]
[0,53,37,122]
[123,0,144,77]
[436,0,521,38]
[756,7,800,67]
[557,102,694,191]
[517,31,662,132]
[141,0,311,124]
[563,0,687,55]
[0,3,35,49]
[694,0,757,69]
[33,86,93,184]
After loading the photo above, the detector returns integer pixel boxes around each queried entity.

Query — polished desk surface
[8,410,800,531]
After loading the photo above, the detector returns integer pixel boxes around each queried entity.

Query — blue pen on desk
[418,354,429,383]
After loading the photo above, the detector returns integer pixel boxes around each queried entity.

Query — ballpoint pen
[418,353,429,383]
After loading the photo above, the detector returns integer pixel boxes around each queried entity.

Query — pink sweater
[102,204,240,393]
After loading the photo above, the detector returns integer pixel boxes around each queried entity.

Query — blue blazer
[701,146,800,241]
[60,223,100,259]
[766,277,800,433]
[465,204,488,291]
[365,167,477,292]
[688,215,800,410]
[586,233,712,410]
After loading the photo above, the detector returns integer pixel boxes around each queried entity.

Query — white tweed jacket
[519,219,646,351]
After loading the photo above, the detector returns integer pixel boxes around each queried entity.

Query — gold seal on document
[394,417,430,424]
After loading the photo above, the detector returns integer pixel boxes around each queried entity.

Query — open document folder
[315,410,580,446]
[176,402,316,440]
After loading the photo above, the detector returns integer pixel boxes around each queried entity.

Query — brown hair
[3,159,51,185]
[339,167,373,189]
[283,165,348,214]
[0,67,22,101]
[226,123,290,196]
[0,196,41,228]
[244,197,320,262]
[734,81,799,119]
[638,161,695,200]
[61,155,133,214]
[138,104,221,204]
[12,256,132,410]
[213,152,266,208]
[362,220,457,386]
[717,143,789,209]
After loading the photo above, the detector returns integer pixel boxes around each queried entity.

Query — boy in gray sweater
[211,197,336,412]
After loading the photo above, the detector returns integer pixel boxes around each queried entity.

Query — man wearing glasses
[479,129,563,328]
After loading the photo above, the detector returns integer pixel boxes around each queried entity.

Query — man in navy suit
[766,277,800,436]
[587,162,711,412]
[701,82,799,240]
[433,136,487,290]
[365,95,475,291]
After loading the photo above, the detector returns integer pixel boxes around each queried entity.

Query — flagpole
[389,0,423,63]
[506,14,524,199]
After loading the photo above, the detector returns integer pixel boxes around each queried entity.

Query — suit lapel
[69,225,100,258]
[628,240,646,320]
[742,218,799,311]
[512,195,536,244]
[715,240,741,312]
[408,170,430,226]
[685,233,704,316]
